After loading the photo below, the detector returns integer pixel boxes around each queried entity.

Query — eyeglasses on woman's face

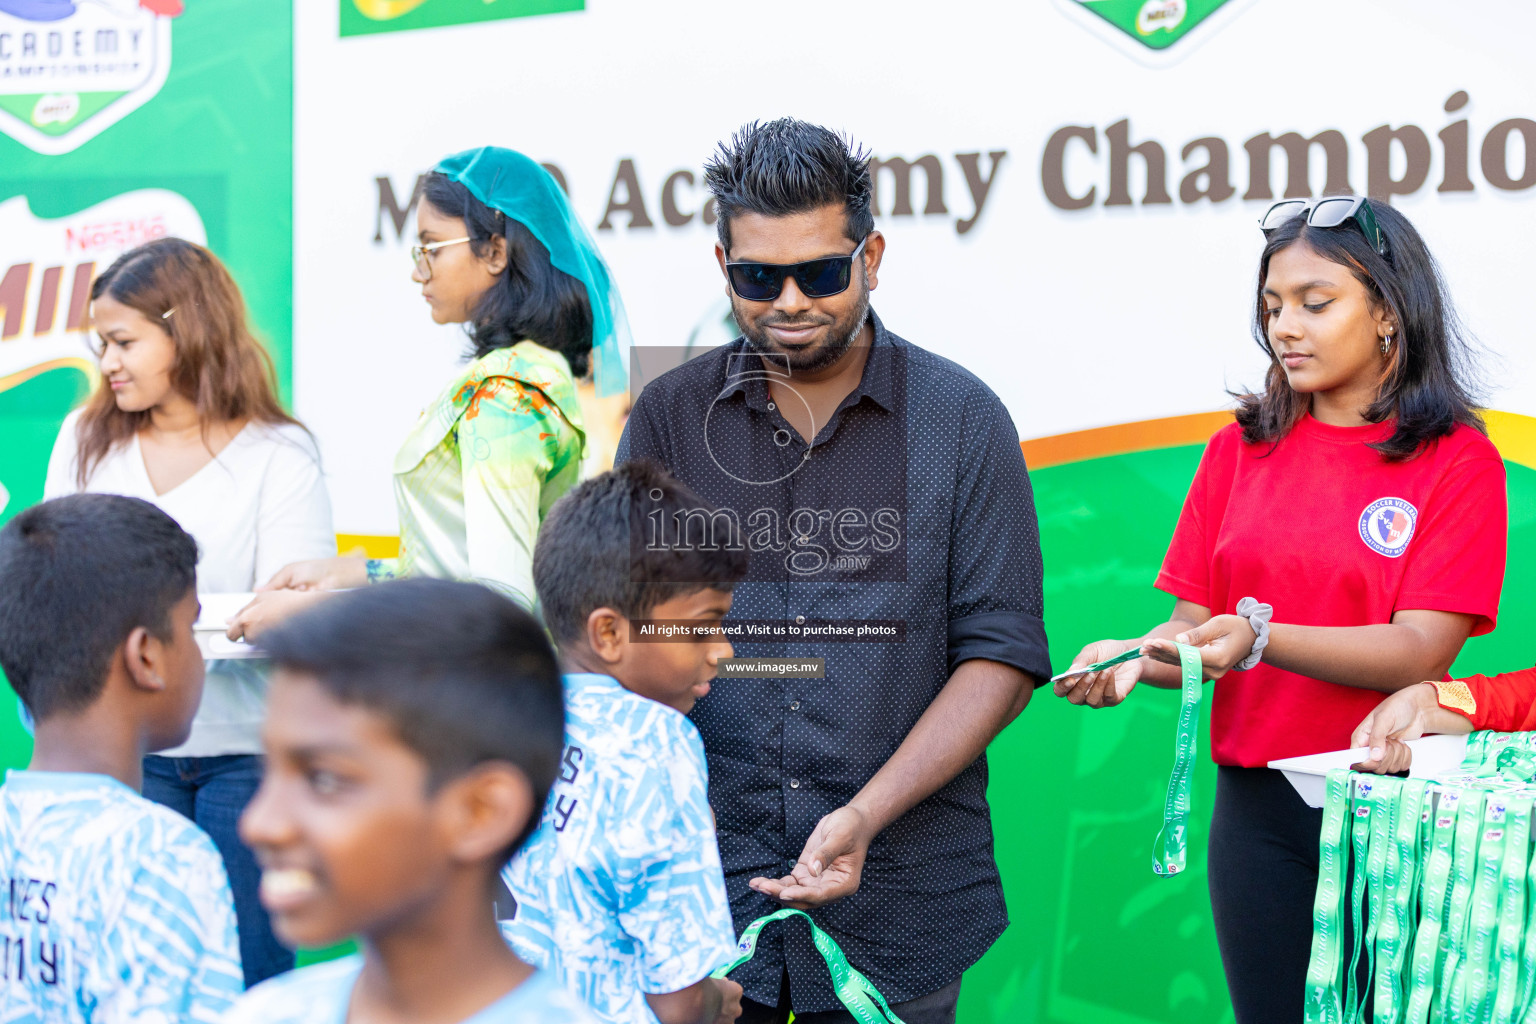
[409,237,470,282]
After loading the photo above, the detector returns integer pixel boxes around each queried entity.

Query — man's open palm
[748,806,870,909]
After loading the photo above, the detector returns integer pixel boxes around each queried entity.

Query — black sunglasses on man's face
[725,236,869,302]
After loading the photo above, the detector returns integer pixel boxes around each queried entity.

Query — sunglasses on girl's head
[725,236,869,302]
[1259,196,1389,258]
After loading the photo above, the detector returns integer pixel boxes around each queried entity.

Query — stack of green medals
[1305,731,1536,1024]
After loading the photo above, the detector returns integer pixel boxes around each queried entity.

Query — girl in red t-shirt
[1056,198,1506,1024]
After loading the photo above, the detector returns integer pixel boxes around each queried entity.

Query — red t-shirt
[1156,415,1507,767]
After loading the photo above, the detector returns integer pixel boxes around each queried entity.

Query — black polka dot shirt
[616,309,1050,1012]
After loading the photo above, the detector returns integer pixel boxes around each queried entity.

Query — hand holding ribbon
[1142,612,1258,680]
[1054,638,1156,708]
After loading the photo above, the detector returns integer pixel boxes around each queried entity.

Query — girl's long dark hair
[421,172,594,376]
[1235,199,1484,460]
[77,238,303,486]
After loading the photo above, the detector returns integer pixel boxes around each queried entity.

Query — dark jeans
[1209,765,1324,1024]
[143,754,293,988]
[737,970,961,1024]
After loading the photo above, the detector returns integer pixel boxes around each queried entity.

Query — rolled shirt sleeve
[944,390,1050,683]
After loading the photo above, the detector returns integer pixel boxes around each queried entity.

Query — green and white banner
[0,0,182,155]
[338,0,581,37]
[0,0,292,531]
[5,2,1536,1022]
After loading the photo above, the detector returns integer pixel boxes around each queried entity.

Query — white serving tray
[194,593,263,660]
[1268,734,1470,808]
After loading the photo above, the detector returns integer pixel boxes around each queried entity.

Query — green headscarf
[434,146,630,397]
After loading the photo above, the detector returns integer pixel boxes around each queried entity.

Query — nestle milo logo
[1136,1,1185,34]
[1055,0,1255,63]
[0,0,181,155]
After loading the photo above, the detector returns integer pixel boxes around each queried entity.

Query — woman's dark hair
[421,172,593,376]
[704,118,874,255]
[79,237,304,485]
[1236,199,1484,460]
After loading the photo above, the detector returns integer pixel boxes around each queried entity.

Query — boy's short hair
[0,494,197,720]
[258,579,563,851]
[534,460,750,647]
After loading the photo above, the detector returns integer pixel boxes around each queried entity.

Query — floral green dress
[370,341,585,607]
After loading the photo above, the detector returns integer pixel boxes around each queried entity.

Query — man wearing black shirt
[616,118,1050,1024]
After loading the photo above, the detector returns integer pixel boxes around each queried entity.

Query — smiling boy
[222,578,599,1024]
[502,462,747,1024]
[0,494,242,1023]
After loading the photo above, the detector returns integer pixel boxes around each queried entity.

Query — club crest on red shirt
[1359,497,1418,558]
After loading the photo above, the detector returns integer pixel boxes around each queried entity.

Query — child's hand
[1351,736,1414,775]
[711,978,742,1024]
[1348,680,1479,775]
[748,805,871,908]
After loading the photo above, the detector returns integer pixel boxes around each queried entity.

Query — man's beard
[734,281,871,375]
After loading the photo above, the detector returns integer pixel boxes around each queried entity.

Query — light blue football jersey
[502,673,736,1024]
[222,955,601,1023]
[0,770,243,1023]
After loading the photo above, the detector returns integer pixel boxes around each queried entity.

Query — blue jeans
[143,754,294,988]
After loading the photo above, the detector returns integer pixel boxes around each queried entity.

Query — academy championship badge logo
[1359,497,1418,559]
[1052,0,1259,66]
[0,0,182,155]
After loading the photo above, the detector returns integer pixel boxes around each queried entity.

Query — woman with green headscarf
[230,147,629,635]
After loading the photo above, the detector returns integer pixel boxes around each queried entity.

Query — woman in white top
[43,237,334,987]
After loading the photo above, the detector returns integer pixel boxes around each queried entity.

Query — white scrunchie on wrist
[1233,596,1273,671]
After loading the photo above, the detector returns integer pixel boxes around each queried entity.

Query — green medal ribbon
[1048,646,1144,683]
[1494,746,1536,782]
[711,909,906,1024]
[1307,732,1536,1024]
[1401,786,1457,1024]
[1304,770,1351,1024]
[1152,642,1204,877]
[1375,777,1425,1022]
[1437,788,1485,1022]
[1343,778,1374,1022]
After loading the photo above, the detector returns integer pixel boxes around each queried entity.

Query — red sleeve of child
[1454,668,1536,731]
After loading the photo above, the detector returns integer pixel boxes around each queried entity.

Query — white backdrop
[293,0,1536,535]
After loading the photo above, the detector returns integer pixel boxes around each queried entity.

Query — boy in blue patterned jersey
[223,578,600,1024]
[0,494,243,1023]
[504,461,748,1024]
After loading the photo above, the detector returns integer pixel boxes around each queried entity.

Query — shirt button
[795,615,806,625]
[789,779,801,789]
[767,402,776,410]
[789,701,800,711]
